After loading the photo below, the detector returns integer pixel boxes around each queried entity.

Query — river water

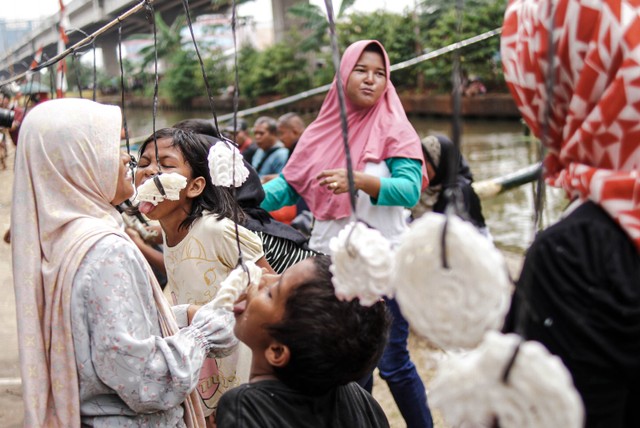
[124,108,567,255]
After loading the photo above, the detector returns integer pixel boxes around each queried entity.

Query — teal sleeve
[261,174,300,211]
[375,158,423,207]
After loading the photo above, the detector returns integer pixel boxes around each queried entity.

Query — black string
[230,0,244,268]
[439,0,465,269]
[533,0,556,236]
[181,0,221,134]
[117,21,132,159]
[49,60,56,99]
[145,1,161,175]
[182,0,246,270]
[323,0,357,217]
[71,53,83,99]
[92,35,97,101]
[440,214,450,269]
[491,340,523,428]
[65,28,94,100]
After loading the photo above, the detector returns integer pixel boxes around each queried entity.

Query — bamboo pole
[0,0,155,88]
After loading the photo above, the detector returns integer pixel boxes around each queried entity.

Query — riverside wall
[98,92,522,119]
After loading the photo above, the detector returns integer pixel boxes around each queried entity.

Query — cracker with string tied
[134,172,187,214]
[211,261,262,311]
[207,141,249,187]
[430,331,584,428]
[329,221,395,306]
[393,212,511,350]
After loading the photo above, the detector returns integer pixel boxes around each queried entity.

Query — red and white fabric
[501,0,640,251]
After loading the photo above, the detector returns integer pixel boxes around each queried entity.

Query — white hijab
[11,98,204,427]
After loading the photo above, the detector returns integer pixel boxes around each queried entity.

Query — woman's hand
[317,168,381,198]
[317,169,353,195]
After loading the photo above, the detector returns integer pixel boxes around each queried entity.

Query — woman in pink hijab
[262,40,432,428]
[501,1,640,426]
[12,98,238,427]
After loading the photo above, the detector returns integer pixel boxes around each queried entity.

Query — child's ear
[186,176,206,198]
[265,341,290,368]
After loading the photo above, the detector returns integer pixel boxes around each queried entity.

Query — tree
[287,0,356,52]
[162,49,202,107]
[129,13,188,73]
[237,40,311,101]
[419,0,506,92]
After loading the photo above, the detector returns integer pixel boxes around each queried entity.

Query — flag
[56,0,69,97]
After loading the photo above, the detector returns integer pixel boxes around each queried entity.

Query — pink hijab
[284,40,427,221]
[502,0,640,251]
[11,99,204,427]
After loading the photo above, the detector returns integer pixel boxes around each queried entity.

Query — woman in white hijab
[11,98,236,427]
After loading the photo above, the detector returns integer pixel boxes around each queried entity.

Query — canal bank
[96,92,522,119]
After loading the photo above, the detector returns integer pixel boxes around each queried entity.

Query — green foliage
[66,55,98,92]
[286,0,356,52]
[420,0,506,92]
[130,13,188,72]
[203,51,233,95]
[237,41,311,101]
[162,49,202,107]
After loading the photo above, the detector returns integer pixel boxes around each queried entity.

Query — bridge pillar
[99,33,121,78]
[271,0,308,43]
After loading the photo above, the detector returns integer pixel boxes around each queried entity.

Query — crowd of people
[3,0,639,426]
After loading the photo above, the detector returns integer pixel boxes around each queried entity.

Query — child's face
[233,258,316,350]
[135,137,192,219]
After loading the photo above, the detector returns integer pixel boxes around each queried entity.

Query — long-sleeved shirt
[71,235,206,427]
[262,157,422,253]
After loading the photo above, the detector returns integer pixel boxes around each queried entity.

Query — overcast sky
[0,0,416,22]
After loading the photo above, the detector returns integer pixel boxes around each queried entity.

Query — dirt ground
[0,142,523,428]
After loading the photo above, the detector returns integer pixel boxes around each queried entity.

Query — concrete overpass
[0,0,305,80]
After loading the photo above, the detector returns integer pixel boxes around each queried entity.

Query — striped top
[256,231,320,274]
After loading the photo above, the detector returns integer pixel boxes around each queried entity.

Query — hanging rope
[438,0,471,270]
[229,0,245,269]
[143,1,161,174]
[71,53,83,99]
[117,18,137,183]
[181,0,247,270]
[181,0,222,135]
[532,1,556,235]
[323,0,358,217]
[64,27,94,100]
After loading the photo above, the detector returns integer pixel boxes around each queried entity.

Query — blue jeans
[361,298,433,428]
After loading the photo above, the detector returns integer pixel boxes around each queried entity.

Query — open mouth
[138,201,156,215]
[233,293,248,316]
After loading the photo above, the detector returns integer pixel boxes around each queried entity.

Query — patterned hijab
[11,99,204,427]
[502,0,640,251]
[283,40,427,221]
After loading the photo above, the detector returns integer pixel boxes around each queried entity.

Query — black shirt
[217,380,390,428]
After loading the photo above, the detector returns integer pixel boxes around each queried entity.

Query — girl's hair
[138,127,245,230]
[267,255,391,395]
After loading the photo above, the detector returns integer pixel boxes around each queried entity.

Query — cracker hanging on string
[394,212,511,349]
[211,261,262,311]
[208,142,249,187]
[329,221,394,306]
[134,172,187,206]
[430,331,584,428]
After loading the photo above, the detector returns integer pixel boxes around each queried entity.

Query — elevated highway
[0,0,302,80]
